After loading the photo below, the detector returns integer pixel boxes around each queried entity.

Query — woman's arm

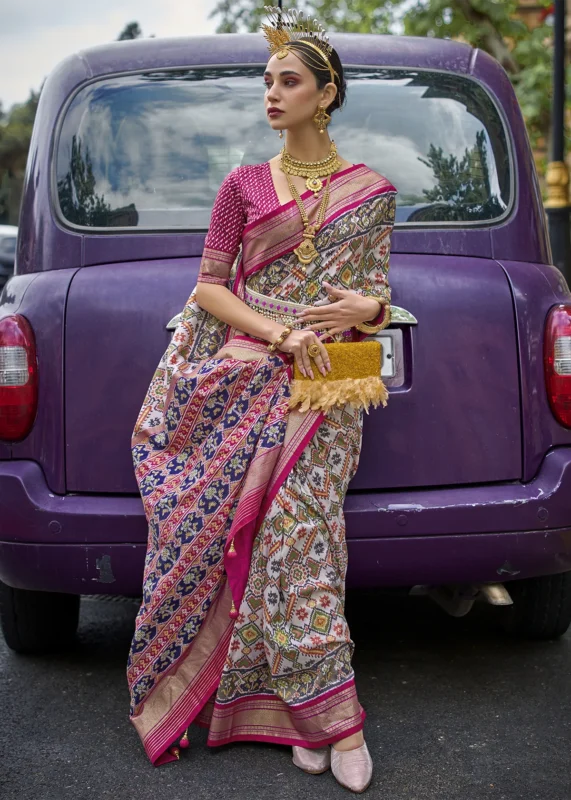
[195,282,284,344]
[196,284,330,379]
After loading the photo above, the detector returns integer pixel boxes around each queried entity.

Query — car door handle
[166,304,417,331]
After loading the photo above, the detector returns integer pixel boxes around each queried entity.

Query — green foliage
[117,22,143,40]
[57,136,112,227]
[210,0,402,33]
[417,130,504,221]
[0,91,40,176]
[0,90,40,222]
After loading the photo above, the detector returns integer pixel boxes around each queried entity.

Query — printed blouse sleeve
[354,189,397,340]
[197,169,245,287]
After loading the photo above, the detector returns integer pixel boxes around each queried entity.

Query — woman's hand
[277,329,331,380]
[299,281,381,336]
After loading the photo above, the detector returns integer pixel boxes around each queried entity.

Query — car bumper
[0,452,570,595]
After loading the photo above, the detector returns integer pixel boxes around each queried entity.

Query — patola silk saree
[127,162,397,766]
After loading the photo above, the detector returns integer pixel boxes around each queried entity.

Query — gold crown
[262,5,334,62]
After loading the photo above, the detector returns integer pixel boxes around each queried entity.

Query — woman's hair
[287,39,347,114]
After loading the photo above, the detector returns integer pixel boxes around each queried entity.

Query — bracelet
[355,298,391,335]
[268,325,293,352]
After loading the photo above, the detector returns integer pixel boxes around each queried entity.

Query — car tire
[501,572,571,640]
[0,580,80,654]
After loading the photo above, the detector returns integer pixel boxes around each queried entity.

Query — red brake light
[545,304,571,428]
[0,314,38,441]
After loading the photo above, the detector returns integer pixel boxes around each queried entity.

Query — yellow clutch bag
[289,340,388,413]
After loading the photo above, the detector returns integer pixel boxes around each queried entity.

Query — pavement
[0,590,569,800]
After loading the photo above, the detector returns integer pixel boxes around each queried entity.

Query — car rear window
[55,67,512,230]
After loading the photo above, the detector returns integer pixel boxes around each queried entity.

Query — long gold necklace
[285,171,331,270]
[280,141,341,197]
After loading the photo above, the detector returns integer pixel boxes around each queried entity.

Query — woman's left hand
[299,281,381,336]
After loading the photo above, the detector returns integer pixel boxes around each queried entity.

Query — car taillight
[545,304,571,428]
[0,315,38,440]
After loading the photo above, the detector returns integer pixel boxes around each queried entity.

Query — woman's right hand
[277,329,331,379]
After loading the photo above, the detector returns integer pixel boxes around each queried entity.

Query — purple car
[1,33,571,654]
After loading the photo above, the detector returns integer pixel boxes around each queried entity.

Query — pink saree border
[214,674,359,712]
[203,712,366,750]
[132,583,234,765]
[204,678,366,749]
[259,409,324,521]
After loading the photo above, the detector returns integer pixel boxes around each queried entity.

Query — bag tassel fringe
[288,376,388,413]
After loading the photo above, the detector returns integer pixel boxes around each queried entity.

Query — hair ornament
[262,5,338,82]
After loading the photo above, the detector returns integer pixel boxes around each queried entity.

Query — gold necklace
[280,141,341,197]
[285,171,331,270]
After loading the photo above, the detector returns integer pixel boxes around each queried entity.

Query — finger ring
[307,343,321,359]
[327,294,336,302]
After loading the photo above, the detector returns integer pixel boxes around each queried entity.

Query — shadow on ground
[0,591,569,800]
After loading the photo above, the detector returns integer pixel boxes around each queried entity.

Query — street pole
[546,0,571,283]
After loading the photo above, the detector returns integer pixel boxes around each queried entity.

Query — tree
[415,130,504,221]
[210,0,402,34]
[0,91,40,223]
[209,0,554,147]
[57,136,112,227]
[0,90,40,176]
[117,22,143,40]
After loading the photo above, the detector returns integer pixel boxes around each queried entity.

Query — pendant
[306,176,323,196]
[294,238,318,266]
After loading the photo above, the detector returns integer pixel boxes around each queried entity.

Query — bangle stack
[268,325,293,352]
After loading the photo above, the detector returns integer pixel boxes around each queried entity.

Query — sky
[0,0,220,110]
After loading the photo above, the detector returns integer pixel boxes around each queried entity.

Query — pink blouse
[197,163,278,286]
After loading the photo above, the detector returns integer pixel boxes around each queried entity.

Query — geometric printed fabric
[213,403,364,712]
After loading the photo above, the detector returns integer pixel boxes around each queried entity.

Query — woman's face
[263,50,336,133]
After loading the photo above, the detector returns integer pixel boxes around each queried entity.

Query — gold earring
[278,130,283,138]
[314,106,331,134]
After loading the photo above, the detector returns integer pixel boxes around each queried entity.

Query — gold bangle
[355,300,391,335]
[268,325,293,353]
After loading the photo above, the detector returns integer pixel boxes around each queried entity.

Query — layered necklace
[280,141,341,269]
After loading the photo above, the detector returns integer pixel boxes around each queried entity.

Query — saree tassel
[288,376,389,414]
[229,600,239,619]
[227,539,237,558]
[179,729,190,750]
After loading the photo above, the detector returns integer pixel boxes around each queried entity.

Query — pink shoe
[292,745,331,775]
[331,742,373,793]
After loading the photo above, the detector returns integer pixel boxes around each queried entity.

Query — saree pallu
[128,165,396,766]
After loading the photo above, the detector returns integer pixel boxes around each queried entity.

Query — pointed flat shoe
[331,742,373,793]
[292,745,331,775]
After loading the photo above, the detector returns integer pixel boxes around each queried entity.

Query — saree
[127,161,397,766]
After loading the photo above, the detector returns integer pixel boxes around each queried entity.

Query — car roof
[0,225,17,236]
[67,32,473,80]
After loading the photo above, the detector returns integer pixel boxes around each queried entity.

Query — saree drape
[127,163,397,766]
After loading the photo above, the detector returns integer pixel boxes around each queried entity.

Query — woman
[127,7,397,793]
